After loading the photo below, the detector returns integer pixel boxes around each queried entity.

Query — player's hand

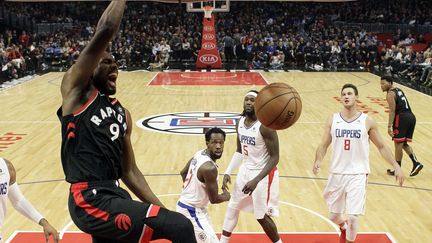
[312,161,321,175]
[393,165,405,186]
[387,128,394,137]
[222,187,231,201]
[242,179,259,195]
[39,218,60,243]
[222,174,231,190]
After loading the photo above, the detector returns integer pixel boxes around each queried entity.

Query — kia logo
[199,54,219,64]
[204,26,214,31]
[202,42,216,50]
[203,34,214,40]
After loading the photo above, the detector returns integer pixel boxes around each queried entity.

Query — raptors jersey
[330,113,370,174]
[391,88,412,114]
[179,150,216,208]
[237,117,270,170]
[0,158,11,230]
[57,89,127,183]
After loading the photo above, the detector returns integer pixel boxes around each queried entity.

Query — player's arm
[313,115,333,175]
[222,122,242,190]
[385,91,396,137]
[242,125,279,195]
[200,162,230,204]
[61,0,126,114]
[180,158,193,182]
[367,117,405,186]
[121,109,165,208]
[5,159,60,243]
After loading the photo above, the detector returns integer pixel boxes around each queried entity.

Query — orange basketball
[255,83,302,130]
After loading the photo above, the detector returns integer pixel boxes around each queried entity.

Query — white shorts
[227,164,279,219]
[176,201,219,243]
[323,174,367,215]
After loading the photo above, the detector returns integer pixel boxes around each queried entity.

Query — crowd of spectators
[1,0,432,88]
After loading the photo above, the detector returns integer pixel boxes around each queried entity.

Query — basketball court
[1,70,431,243]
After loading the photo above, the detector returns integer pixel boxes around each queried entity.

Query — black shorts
[392,112,416,143]
[69,180,196,243]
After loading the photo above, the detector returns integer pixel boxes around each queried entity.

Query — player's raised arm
[61,0,126,114]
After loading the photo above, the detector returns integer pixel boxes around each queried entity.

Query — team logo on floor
[136,112,240,135]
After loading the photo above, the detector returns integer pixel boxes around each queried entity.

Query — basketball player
[312,84,405,243]
[57,1,196,242]
[0,157,59,242]
[177,127,230,243]
[220,90,282,243]
[380,76,424,177]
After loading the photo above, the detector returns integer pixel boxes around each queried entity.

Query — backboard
[186,0,230,13]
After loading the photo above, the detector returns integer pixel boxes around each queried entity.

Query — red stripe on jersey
[67,122,75,131]
[72,89,98,116]
[67,132,75,140]
[394,114,400,128]
[394,137,409,143]
[70,182,110,221]
[139,225,154,243]
[267,166,277,204]
[146,205,160,218]
[111,99,118,105]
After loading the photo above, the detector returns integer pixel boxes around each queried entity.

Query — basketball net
[203,5,213,19]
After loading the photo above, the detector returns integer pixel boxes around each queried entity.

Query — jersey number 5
[344,139,351,151]
[243,145,248,156]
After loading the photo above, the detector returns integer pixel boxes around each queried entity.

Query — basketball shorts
[176,201,219,243]
[227,164,279,219]
[392,112,416,143]
[323,174,367,215]
[69,180,195,243]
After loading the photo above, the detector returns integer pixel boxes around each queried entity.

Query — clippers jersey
[57,89,127,183]
[391,88,412,114]
[330,113,370,174]
[0,158,10,230]
[237,117,269,170]
[180,149,216,208]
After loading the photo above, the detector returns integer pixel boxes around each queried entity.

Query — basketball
[255,83,302,130]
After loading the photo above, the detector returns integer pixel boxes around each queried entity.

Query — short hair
[205,127,226,142]
[341,83,358,95]
[381,75,393,84]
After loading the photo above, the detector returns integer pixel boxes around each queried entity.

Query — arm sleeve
[224,152,243,175]
[8,183,44,224]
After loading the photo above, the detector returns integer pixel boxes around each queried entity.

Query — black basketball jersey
[390,88,412,114]
[57,89,127,183]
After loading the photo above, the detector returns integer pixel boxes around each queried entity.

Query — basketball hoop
[203,5,213,19]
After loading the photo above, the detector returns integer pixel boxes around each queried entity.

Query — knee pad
[222,207,240,233]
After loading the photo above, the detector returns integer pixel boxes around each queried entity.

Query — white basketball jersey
[330,113,370,174]
[237,117,270,170]
[0,158,11,230]
[179,150,217,208]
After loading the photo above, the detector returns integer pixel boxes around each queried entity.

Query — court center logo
[136,111,240,135]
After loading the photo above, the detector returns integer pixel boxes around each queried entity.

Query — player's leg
[175,201,218,243]
[220,166,250,243]
[253,168,281,243]
[402,114,423,176]
[323,174,348,242]
[344,175,366,243]
[69,183,196,243]
[344,214,359,243]
[257,215,281,243]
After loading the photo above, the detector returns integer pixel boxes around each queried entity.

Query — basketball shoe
[410,162,423,176]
